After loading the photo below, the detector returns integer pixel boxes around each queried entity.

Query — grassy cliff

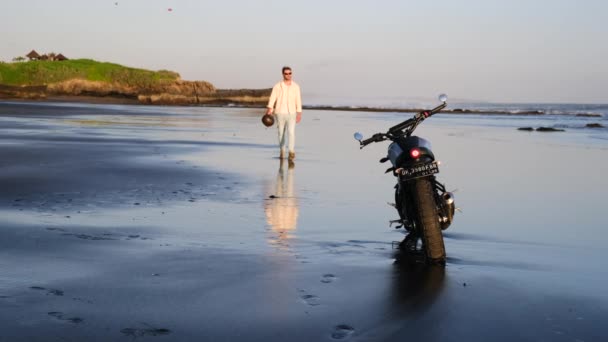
[0,59,269,105]
[0,59,179,88]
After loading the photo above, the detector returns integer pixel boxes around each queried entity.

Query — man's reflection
[265,159,298,248]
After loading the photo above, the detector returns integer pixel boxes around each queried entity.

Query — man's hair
[282,66,292,74]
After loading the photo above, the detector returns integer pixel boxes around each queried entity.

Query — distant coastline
[301,105,601,117]
[0,59,604,117]
[0,92,603,118]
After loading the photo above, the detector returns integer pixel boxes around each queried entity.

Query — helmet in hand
[262,114,274,127]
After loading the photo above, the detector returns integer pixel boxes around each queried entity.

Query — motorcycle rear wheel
[412,177,446,264]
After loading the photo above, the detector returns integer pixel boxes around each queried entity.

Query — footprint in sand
[300,294,321,306]
[126,235,150,240]
[48,312,84,324]
[295,256,310,264]
[121,326,172,338]
[297,289,321,306]
[331,324,355,340]
[30,286,64,296]
[321,274,337,284]
[50,228,149,242]
[46,227,66,232]
[61,233,116,241]
[72,297,93,304]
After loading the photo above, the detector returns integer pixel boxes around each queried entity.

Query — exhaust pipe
[440,192,455,230]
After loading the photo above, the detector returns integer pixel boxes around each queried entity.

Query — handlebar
[360,133,385,147]
[429,102,447,115]
[360,137,376,146]
[388,117,416,134]
[388,102,447,134]
[359,101,447,148]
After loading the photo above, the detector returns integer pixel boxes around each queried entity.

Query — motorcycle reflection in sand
[392,252,445,312]
[355,253,446,341]
[264,159,298,250]
[369,258,446,341]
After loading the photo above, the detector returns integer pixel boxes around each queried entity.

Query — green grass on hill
[0,59,180,87]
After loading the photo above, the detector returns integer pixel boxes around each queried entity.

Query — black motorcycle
[354,94,456,264]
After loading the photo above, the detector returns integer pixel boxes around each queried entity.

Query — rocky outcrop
[518,127,566,132]
[536,127,565,132]
[47,79,139,98]
[137,86,270,105]
[576,113,603,117]
[47,79,216,100]
[1,78,270,106]
[0,84,47,99]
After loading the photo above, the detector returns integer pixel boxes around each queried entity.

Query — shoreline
[303,105,602,117]
[0,95,603,117]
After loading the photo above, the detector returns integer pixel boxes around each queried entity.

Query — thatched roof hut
[56,53,68,61]
[26,50,40,60]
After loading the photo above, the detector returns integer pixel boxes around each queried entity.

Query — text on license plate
[398,161,439,180]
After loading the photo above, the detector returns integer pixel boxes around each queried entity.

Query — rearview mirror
[438,94,448,103]
[354,132,363,141]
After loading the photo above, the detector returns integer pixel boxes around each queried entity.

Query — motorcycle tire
[412,177,446,264]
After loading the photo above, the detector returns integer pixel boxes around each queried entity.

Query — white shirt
[267,81,302,114]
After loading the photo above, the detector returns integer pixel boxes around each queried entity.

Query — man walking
[266,66,302,160]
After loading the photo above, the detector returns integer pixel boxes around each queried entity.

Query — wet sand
[1,101,607,341]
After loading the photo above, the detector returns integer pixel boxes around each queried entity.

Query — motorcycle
[354,94,456,264]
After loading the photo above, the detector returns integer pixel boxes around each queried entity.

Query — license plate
[398,161,439,180]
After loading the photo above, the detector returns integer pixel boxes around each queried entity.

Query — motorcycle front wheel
[412,177,446,264]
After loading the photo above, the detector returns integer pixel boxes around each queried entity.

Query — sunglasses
[283,72,292,75]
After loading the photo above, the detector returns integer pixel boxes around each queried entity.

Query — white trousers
[275,112,296,153]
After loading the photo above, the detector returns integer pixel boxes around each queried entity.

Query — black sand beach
[1,101,607,341]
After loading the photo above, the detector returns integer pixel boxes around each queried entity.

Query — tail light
[410,148,421,158]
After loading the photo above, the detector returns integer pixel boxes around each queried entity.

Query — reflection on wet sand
[352,256,446,341]
[265,159,298,249]
[391,256,445,313]
[354,255,447,341]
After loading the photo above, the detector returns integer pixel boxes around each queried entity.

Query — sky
[1,0,607,104]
